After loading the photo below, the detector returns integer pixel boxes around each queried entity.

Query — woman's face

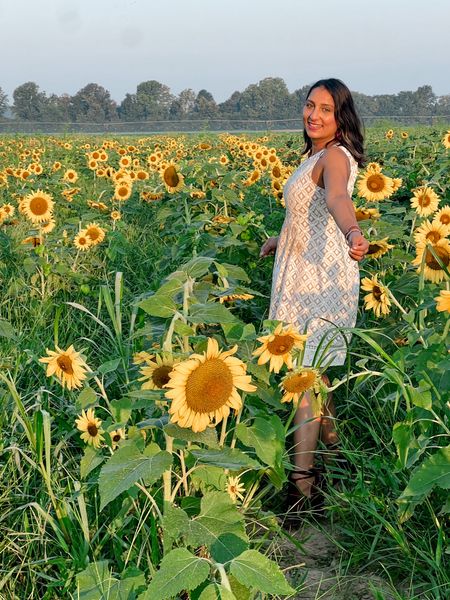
[303,86,338,144]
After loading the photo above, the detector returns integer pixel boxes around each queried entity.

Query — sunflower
[219,293,254,303]
[111,210,121,221]
[243,170,261,187]
[355,206,381,221]
[279,367,322,407]
[412,240,450,283]
[109,428,126,450]
[119,155,132,168]
[133,351,154,365]
[433,206,450,233]
[114,182,132,201]
[39,344,89,390]
[52,161,62,172]
[190,190,206,199]
[219,155,229,165]
[74,230,93,250]
[1,203,15,217]
[41,218,56,234]
[385,129,394,139]
[361,275,391,317]
[85,222,106,245]
[442,131,450,149]
[410,186,440,217]
[401,131,409,139]
[139,353,179,390]
[22,190,54,224]
[357,171,394,201]
[136,169,149,181]
[75,408,104,448]
[391,178,403,192]
[435,290,450,313]
[63,169,78,183]
[252,323,308,373]
[366,162,382,173]
[226,475,245,503]
[161,163,184,193]
[366,237,395,259]
[165,337,256,433]
[414,220,448,247]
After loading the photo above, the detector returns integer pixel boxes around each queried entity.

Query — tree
[169,88,196,119]
[193,89,218,119]
[0,87,8,117]
[70,83,117,122]
[119,80,174,121]
[43,93,72,122]
[13,82,47,121]
[218,91,242,119]
[239,77,291,120]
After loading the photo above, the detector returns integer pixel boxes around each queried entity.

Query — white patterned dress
[269,145,360,367]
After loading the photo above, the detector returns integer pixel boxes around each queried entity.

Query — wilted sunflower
[190,190,206,199]
[435,290,450,313]
[366,237,395,259]
[410,186,440,217]
[355,206,381,221]
[279,367,322,406]
[412,239,450,283]
[39,344,89,390]
[219,293,254,303]
[361,275,391,317]
[414,220,448,247]
[75,408,104,448]
[165,337,256,433]
[109,428,126,450]
[139,353,179,390]
[226,475,245,503]
[252,323,308,373]
[357,171,394,201]
[63,169,78,183]
[161,163,184,193]
[74,230,93,251]
[85,222,106,245]
[442,131,450,149]
[114,182,132,201]
[433,206,450,233]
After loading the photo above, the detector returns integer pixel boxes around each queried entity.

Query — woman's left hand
[347,232,369,262]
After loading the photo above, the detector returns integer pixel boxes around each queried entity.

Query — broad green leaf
[156,277,185,297]
[229,575,251,600]
[236,418,278,467]
[189,303,238,324]
[198,583,237,600]
[215,262,250,283]
[0,319,14,339]
[75,561,145,599]
[400,446,450,499]
[110,397,132,424]
[393,422,413,468]
[190,448,261,470]
[230,550,294,595]
[139,548,210,600]
[80,445,105,479]
[99,443,172,510]
[139,294,177,318]
[174,320,195,336]
[137,415,169,430]
[407,383,432,411]
[182,256,214,278]
[191,465,226,493]
[164,422,218,447]
[77,386,97,409]
[210,533,248,564]
[161,504,190,544]
[98,358,121,375]
[187,492,248,553]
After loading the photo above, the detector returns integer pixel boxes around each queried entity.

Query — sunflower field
[0,127,449,599]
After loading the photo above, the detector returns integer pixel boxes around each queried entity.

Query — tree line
[0,78,448,124]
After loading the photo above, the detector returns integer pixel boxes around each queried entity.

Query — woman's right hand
[259,236,278,258]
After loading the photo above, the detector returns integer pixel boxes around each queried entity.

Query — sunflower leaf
[76,560,146,600]
[80,445,105,479]
[0,318,15,339]
[188,303,239,324]
[139,294,177,318]
[164,423,219,447]
[230,550,294,596]
[98,443,172,510]
[197,583,237,600]
[235,418,278,468]
[190,448,261,470]
[138,548,210,600]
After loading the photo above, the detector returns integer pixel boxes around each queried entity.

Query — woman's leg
[293,391,321,497]
[319,374,339,448]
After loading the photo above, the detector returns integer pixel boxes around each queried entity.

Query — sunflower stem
[230,408,242,449]
[216,563,232,592]
[178,450,189,496]
[163,434,173,508]
[386,288,428,348]
[93,375,114,415]
[284,400,301,435]
[135,482,163,521]
[441,317,450,343]
[219,414,229,447]
[405,214,417,254]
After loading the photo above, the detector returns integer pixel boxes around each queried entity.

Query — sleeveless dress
[269,145,360,367]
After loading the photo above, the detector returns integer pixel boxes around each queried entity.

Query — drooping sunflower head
[22,190,54,224]
[357,171,395,202]
[39,344,90,390]
[165,337,256,432]
[366,237,395,259]
[410,186,440,217]
[75,408,104,448]
[354,206,381,221]
[161,163,184,193]
[360,275,391,318]
[252,323,308,373]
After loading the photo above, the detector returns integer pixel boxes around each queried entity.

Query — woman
[260,78,369,504]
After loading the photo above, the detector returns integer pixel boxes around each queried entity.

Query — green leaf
[98,358,121,375]
[230,550,294,596]
[161,504,190,544]
[190,448,261,470]
[189,303,238,324]
[187,492,248,553]
[174,320,195,336]
[110,397,132,424]
[407,383,432,411]
[98,443,172,510]
[0,319,14,339]
[400,446,450,499]
[210,534,248,564]
[191,465,226,493]
[139,548,210,600]
[80,445,105,479]
[215,262,250,283]
[164,422,219,447]
[198,583,237,600]
[139,294,177,318]
[393,422,413,468]
[236,418,278,467]
[77,386,97,409]
[76,561,145,600]
[182,256,214,278]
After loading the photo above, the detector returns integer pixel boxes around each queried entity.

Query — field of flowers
[0,127,449,599]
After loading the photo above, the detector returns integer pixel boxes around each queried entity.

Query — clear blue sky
[1,0,448,103]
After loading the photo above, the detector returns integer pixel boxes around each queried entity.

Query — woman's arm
[322,147,369,262]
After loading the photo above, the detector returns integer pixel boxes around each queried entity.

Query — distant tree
[0,87,8,117]
[119,80,174,121]
[70,83,117,122]
[435,94,450,115]
[218,91,242,119]
[193,89,218,119]
[239,77,291,120]
[13,82,47,120]
[169,88,196,119]
[43,93,72,122]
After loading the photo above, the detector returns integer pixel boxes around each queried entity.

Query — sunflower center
[87,423,98,436]
[86,227,100,240]
[29,197,49,215]
[419,194,430,207]
[440,214,450,225]
[372,285,383,301]
[267,334,294,355]
[164,166,180,187]
[185,358,233,413]
[152,365,173,389]
[367,174,385,192]
[425,246,450,270]
[368,243,382,253]
[283,371,316,393]
[112,433,121,442]
[426,231,441,243]
[118,186,129,197]
[57,355,74,374]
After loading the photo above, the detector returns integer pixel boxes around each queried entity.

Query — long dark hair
[303,78,365,167]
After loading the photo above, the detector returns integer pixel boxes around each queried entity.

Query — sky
[0,0,449,104]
